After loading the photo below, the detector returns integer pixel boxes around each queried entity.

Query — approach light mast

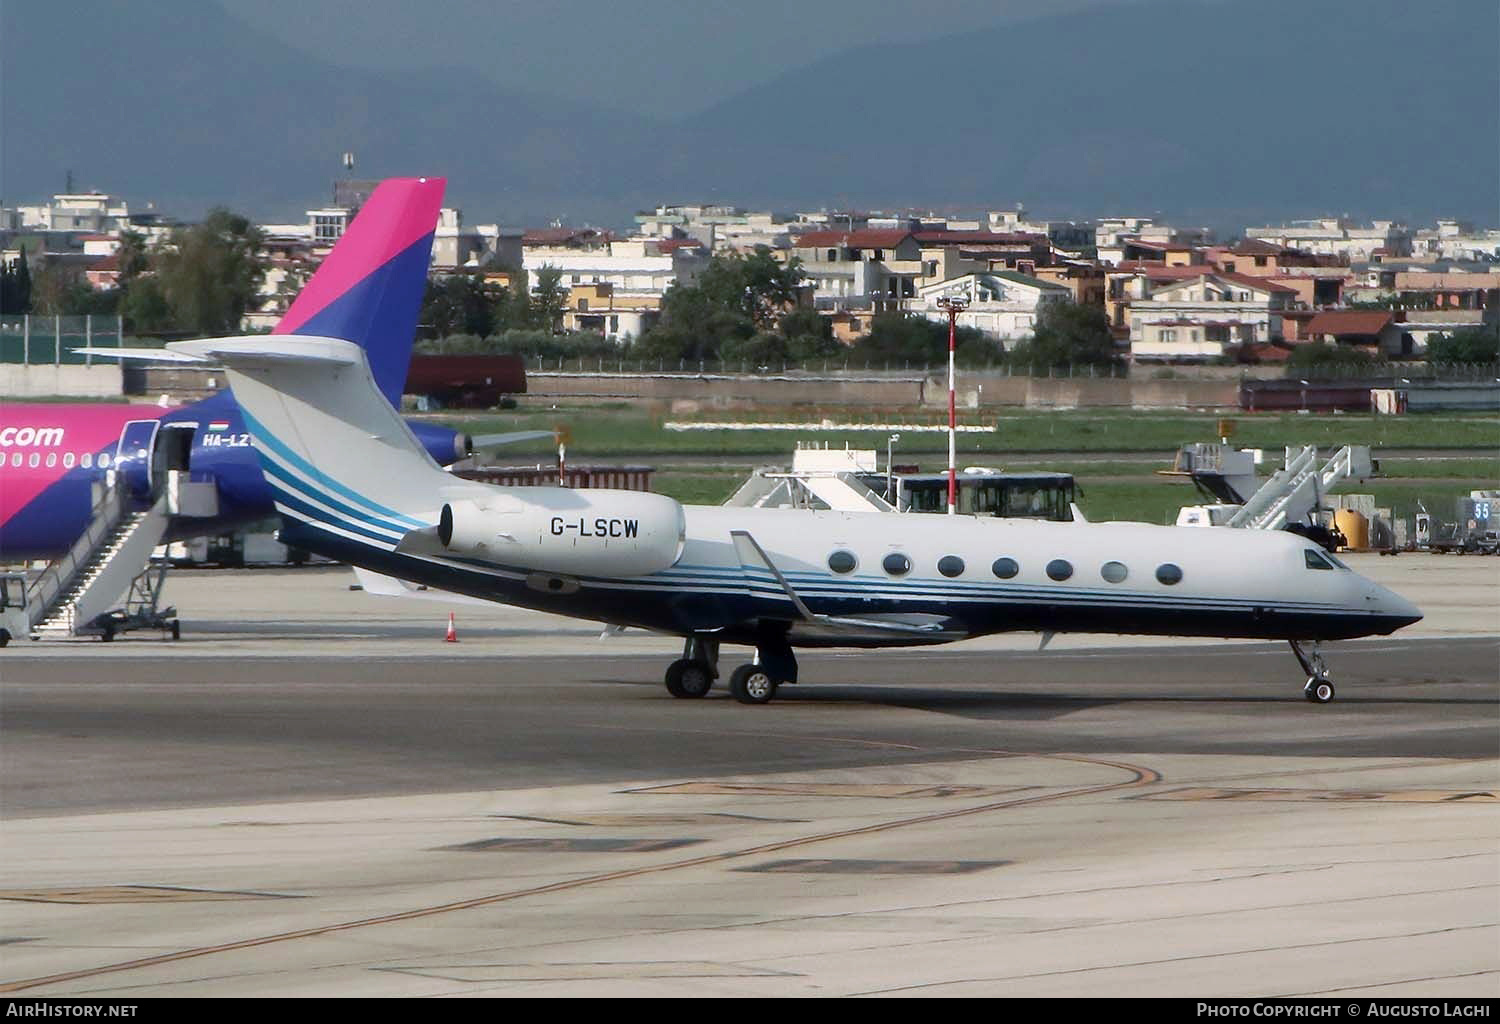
[938,294,969,515]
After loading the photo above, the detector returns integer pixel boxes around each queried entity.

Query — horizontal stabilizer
[72,347,211,363]
[168,336,362,366]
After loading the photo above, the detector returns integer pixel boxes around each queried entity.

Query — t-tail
[166,335,683,577]
[170,336,451,552]
[273,177,446,408]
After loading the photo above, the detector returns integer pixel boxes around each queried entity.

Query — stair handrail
[1226,445,1318,529]
[26,474,126,623]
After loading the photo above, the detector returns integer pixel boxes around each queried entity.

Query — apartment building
[635,204,786,252]
[562,282,661,339]
[1245,217,1411,263]
[522,234,708,331]
[916,271,1070,343]
[1127,272,1295,362]
[790,228,1059,317]
[1411,220,1500,262]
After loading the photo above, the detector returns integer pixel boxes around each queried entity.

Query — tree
[720,330,790,366]
[529,265,568,333]
[1006,300,1118,370]
[848,312,992,367]
[1282,341,1383,374]
[29,261,86,315]
[779,307,843,363]
[1425,324,1499,363]
[153,208,266,335]
[121,276,173,335]
[116,231,150,283]
[421,274,502,339]
[0,250,32,314]
[634,248,806,363]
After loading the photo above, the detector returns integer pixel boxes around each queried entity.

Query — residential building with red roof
[1303,310,1407,356]
[1127,272,1295,362]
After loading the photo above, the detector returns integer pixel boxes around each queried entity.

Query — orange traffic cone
[445,612,458,643]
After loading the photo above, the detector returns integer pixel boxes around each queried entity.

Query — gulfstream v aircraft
[170,334,1422,705]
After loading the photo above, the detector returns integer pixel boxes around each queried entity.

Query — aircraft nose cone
[1372,585,1423,633]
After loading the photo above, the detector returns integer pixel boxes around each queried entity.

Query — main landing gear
[1290,640,1335,704]
[662,635,799,705]
[664,636,717,699]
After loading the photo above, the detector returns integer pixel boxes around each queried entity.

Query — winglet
[273,177,446,407]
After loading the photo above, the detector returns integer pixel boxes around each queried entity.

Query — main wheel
[664,659,713,699]
[1303,677,1335,703]
[729,664,778,705]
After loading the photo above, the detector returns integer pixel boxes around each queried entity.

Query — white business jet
[169,335,1423,705]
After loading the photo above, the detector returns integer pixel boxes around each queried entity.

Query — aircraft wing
[730,530,969,645]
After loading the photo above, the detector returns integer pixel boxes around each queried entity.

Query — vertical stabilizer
[169,336,455,549]
[273,177,445,406]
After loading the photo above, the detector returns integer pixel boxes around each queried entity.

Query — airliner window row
[7,451,111,470]
[828,550,1184,586]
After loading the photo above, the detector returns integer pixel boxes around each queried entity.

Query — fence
[0,315,124,365]
[513,353,1498,383]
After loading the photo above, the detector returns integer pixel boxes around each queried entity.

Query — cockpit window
[1304,549,1336,570]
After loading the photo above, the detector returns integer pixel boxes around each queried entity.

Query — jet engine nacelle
[439,489,685,577]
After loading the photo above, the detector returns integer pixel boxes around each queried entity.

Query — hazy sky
[220,0,1137,118]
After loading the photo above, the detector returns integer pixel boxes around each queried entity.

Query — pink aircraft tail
[273,177,446,406]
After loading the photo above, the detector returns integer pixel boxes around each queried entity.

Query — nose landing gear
[1290,640,1335,703]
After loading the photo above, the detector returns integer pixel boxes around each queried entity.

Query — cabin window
[1156,563,1184,585]
[45,453,56,468]
[1304,549,1336,571]
[27,453,39,468]
[81,453,93,468]
[63,453,75,468]
[882,553,912,576]
[828,550,857,574]
[1100,561,1128,583]
[1046,559,1073,581]
[992,557,1019,579]
[98,453,111,468]
[938,555,965,578]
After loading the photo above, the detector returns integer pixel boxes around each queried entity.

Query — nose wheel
[1290,640,1335,704]
[1303,677,1335,703]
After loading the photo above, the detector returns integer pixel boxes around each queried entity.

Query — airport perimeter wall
[8,362,1496,413]
[524,371,1245,410]
[1,363,123,398]
[522,368,1498,411]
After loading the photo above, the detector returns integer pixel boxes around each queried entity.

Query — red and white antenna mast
[937,294,969,516]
